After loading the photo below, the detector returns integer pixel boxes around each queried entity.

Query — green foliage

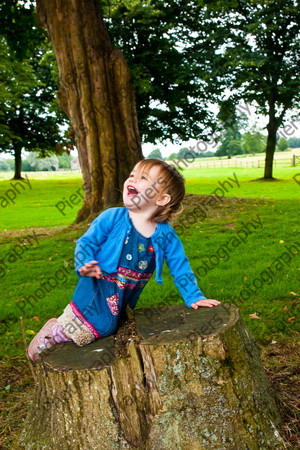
[215,123,243,157]
[178,148,190,159]
[276,137,290,152]
[0,1,71,173]
[146,148,163,160]
[0,0,42,60]
[197,151,215,158]
[0,36,36,146]
[0,34,69,158]
[288,137,300,148]
[23,152,59,171]
[165,147,215,161]
[197,0,299,177]
[0,159,10,171]
[200,0,300,123]
[168,152,179,161]
[57,153,72,169]
[215,111,250,157]
[21,158,35,172]
[4,158,14,170]
[242,131,266,155]
[102,0,219,143]
[216,131,242,157]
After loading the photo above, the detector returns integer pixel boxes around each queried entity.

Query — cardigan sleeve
[163,227,207,308]
[74,208,113,277]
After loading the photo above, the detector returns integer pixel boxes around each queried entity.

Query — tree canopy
[102,0,299,176]
[146,148,164,159]
[0,0,71,178]
[102,0,219,144]
[0,0,299,182]
[196,0,300,177]
[288,137,300,148]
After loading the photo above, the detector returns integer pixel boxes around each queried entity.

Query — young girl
[28,158,220,360]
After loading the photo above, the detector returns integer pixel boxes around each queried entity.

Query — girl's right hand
[78,260,102,279]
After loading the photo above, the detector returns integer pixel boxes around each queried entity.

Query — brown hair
[133,158,185,224]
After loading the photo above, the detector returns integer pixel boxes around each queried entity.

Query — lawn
[0,166,299,232]
[0,166,299,355]
[185,166,300,199]
[0,166,299,447]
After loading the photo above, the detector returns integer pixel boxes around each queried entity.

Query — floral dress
[69,217,156,339]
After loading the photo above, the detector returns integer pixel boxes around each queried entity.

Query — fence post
[292,155,296,167]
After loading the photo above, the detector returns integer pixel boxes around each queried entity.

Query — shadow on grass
[250,177,284,182]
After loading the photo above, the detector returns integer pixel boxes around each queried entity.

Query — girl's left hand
[191,299,221,309]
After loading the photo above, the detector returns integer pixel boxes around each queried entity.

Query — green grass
[0,176,83,231]
[0,167,299,358]
[1,166,299,449]
[184,166,300,199]
[0,166,299,232]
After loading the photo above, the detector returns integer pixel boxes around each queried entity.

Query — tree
[177,148,191,159]
[24,152,59,171]
[288,137,300,148]
[146,148,163,160]
[199,0,300,179]
[215,110,247,157]
[0,159,10,171]
[168,152,180,161]
[34,0,229,222]
[36,0,143,222]
[20,305,285,449]
[198,151,215,158]
[215,127,243,158]
[58,152,71,169]
[102,0,219,145]
[0,36,33,161]
[276,137,290,152]
[0,2,70,179]
[242,131,266,155]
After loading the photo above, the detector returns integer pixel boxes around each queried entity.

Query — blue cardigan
[74,207,207,308]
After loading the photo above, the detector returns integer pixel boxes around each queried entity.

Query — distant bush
[288,137,300,148]
[0,160,10,171]
[23,152,59,171]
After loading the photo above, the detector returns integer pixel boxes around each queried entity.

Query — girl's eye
[129,174,147,180]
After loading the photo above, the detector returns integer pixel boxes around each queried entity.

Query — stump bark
[18,304,286,449]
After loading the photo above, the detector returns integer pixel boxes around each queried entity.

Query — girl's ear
[156,193,171,206]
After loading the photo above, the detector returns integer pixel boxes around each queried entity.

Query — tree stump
[18,303,286,449]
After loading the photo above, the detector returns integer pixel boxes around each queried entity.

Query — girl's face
[123,163,170,213]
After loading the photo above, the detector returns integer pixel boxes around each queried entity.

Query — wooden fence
[183,156,299,170]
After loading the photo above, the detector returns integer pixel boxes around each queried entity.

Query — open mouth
[127,185,139,197]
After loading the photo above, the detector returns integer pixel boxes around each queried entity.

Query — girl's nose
[129,174,139,183]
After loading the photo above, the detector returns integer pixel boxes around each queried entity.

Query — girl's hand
[191,299,221,309]
[78,260,102,279]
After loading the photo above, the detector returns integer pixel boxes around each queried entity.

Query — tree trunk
[264,94,280,180]
[12,143,23,180]
[264,119,278,179]
[36,0,143,222]
[18,304,286,449]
